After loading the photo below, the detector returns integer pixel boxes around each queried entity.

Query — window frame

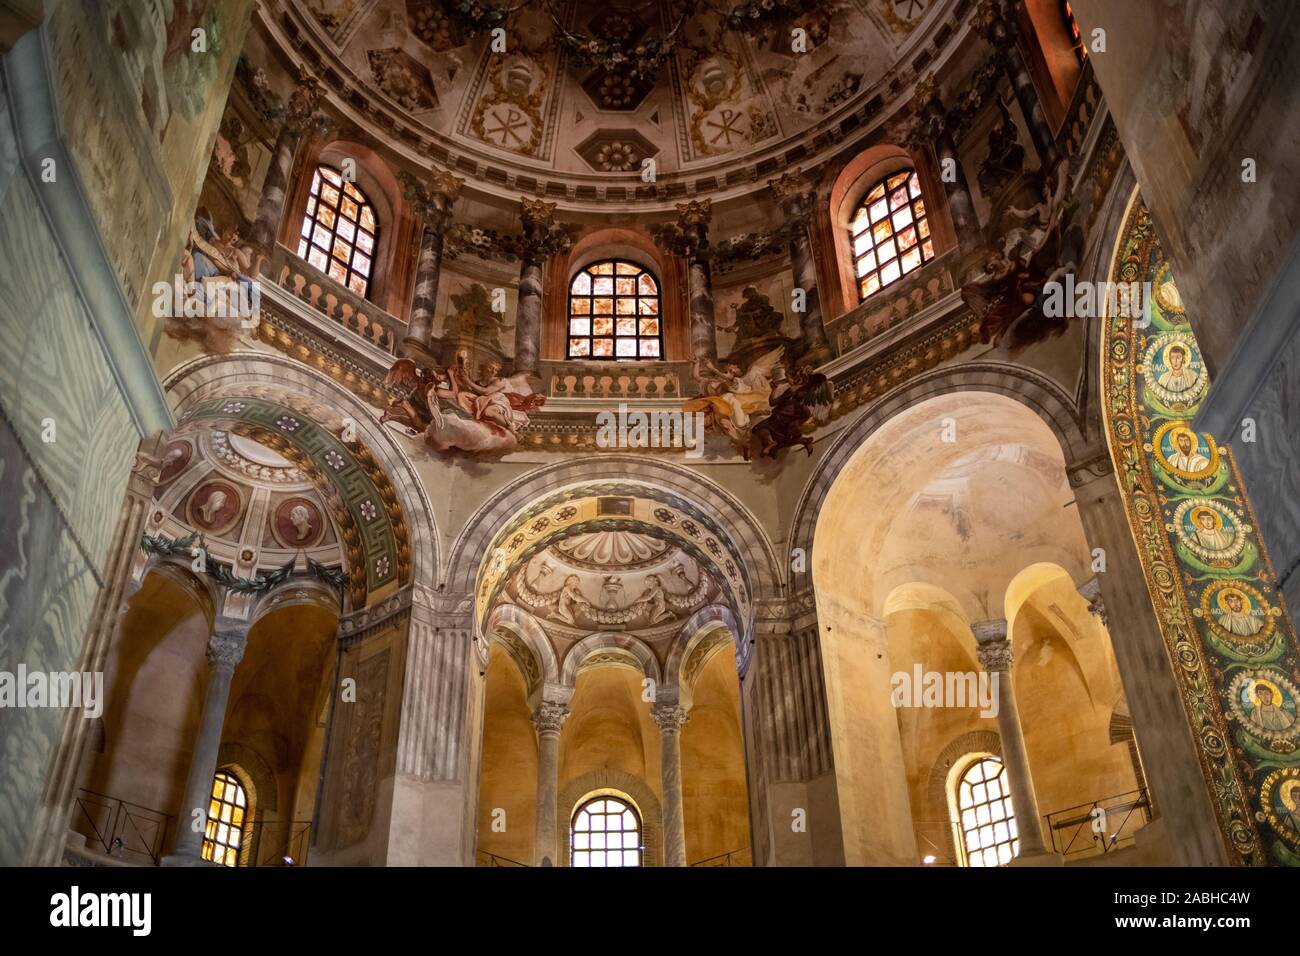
[565,258,664,361]
[952,754,1020,868]
[201,769,251,868]
[569,794,643,867]
[848,168,935,303]
[297,163,379,299]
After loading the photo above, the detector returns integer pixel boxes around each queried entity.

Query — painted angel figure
[381,351,545,455]
[750,365,833,459]
[685,346,785,453]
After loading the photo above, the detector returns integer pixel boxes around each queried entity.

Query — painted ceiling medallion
[159,439,193,484]
[272,496,326,549]
[187,480,243,535]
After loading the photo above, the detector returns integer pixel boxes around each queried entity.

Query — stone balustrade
[540,360,689,400]
[269,245,405,354]
[827,254,956,358]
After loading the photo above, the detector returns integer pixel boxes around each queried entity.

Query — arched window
[567,260,662,360]
[1062,1,1086,62]
[849,169,934,302]
[953,756,1019,867]
[297,164,378,297]
[570,795,642,867]
[201,770,250,867]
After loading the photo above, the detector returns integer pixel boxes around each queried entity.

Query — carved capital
[532,700,570,736]
[283,69,331,137]
[401,167,463,226]
[520,197,558,230]
[207,622,248,672]
[769,169,817,221]
[652,703,691,734]
[675,198,712,227]
[973,619,1012,673]
[1078,577,1108,626]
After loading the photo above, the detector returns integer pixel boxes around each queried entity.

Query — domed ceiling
[271,0,955,197]
[146,428,345,580]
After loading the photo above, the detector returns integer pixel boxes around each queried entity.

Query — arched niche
[280,138,421,318]
[543,225,688,361]
[825,142,956,317]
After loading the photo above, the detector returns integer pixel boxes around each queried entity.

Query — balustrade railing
[539,359,689,401]
[826,252,957,357]
[267,244,404,354]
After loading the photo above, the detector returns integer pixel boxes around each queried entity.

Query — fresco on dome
[1103,198,1299,865]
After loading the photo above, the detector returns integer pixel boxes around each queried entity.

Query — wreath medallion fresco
[1104,199,1300,865]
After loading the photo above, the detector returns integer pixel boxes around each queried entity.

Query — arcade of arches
[1,0,1298,871]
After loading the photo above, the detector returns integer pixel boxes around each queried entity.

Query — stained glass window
[570,796,642,867]
[297,164,378,298]
[567,260,662,360]
[955,756,1019,867]
[201,770,249,867]
[849,169,934,302]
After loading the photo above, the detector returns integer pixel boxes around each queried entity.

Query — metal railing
[247,820,312,867]
[71,789,173,865]
[1044,788,1151,858]
[689,847,750,867]
[476,850,530,867]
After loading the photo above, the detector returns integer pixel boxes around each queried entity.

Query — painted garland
[1103,197,1300,865]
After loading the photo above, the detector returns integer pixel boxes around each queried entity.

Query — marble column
[532,698,569,866]
[677,200,719,364]
[913,81,980,254]
[768,171,830,364]
[652,701,691,866]
[972,619,1049,858]
[399,168,464,362]
[164,618,248,865]
[513,198,570,378]
[976,0,1059,168]
[249,73,329,255]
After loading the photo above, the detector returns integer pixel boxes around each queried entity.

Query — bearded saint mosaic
[1104,198,1300,866]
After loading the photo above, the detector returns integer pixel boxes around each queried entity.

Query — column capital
[207,620,248,671]
[649,199,713,258]
[975,643,1012,674]
[974,0,1014,45]
[972,618,1011,672]
[401,167,463,226]
[515,198,575,262]
[532,700,570,736]
[651,702,691,733]
[1078,577,1108,626]
[282,69,332,138]
[768,169,817,220]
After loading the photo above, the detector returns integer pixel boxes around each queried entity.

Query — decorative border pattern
[1103,199,1300,865]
